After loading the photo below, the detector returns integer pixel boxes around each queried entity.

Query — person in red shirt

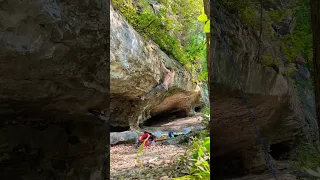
[136,131,155,148]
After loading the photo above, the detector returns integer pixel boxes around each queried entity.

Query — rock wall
[210,1,317,175]
[110,6,204,128]
[0,0,108,116]
[0,117,107,179]
[0,0,108,179]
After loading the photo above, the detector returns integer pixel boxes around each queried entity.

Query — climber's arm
[161,62,171,73]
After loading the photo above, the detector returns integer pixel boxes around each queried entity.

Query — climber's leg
[141,83,166,100]
[161,83,168,91]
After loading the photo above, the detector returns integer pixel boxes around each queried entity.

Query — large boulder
[110,131,139,145]
[110,6,205,128]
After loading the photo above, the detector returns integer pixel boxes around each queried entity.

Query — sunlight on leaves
[204,20,210,33]
[197,14,208,22]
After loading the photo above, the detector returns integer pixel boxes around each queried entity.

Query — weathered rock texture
[0,0,108,116]
[110,131,138,145]
[210,1,317,177]
[110,6,204,128]
[0,0,108,179]
[0,118,108,179]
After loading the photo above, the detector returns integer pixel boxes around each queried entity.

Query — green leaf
[197,14,208,22]
[198,148,204,157]
[204,20,210,33]
[203,137,210,152]
[136,140,146,168]
[197,163,206,172]
[194,172,210,180]
[201,160,210,170]
[192,152,198,160]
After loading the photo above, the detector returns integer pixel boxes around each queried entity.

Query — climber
[136,131,156,148]
[140,61,175,100]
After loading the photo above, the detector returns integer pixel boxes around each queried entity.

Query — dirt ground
[110,144,186,180]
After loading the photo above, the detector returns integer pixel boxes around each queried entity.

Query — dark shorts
[161,83,168,91]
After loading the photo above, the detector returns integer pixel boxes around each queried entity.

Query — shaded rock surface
[110,131,138,145]
[144,115,204,133]
[110,6,205,128]
[229,172,296,180]
[0,117,108,179]
[0,0,108,116]
[210,1,317,177]
[0,0,108,179]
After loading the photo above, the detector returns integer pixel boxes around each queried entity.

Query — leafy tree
[112,0,208,82]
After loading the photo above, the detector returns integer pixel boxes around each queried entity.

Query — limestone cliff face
[210,1,317,176]
[110,6,204,128]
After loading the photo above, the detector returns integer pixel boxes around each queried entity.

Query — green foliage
[280,34,300,62]
[274,0,312,63]
[201,106,210,116]
[296,142,320,169]
[240,5,259,31]
[292,0,313,60]
[173,131,210,180]
[261,53,283,67]
[112,0,208,82]
[198,14,208,22]
[221,0,312,67]
[221,0,259,30]
[281,63,298,77]
[136,140,146,168]
[262,53,276,66]
[204,20,210,33]
[267,9,288,24]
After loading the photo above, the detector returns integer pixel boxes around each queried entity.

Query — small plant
[136,140,146,168]
[173,131,210,180]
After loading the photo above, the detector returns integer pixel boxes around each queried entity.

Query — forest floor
[110,144,186,180]
[110,115,205,179]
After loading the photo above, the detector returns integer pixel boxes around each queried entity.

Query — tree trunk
[310,0,320,137]
[203,0,210,91]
